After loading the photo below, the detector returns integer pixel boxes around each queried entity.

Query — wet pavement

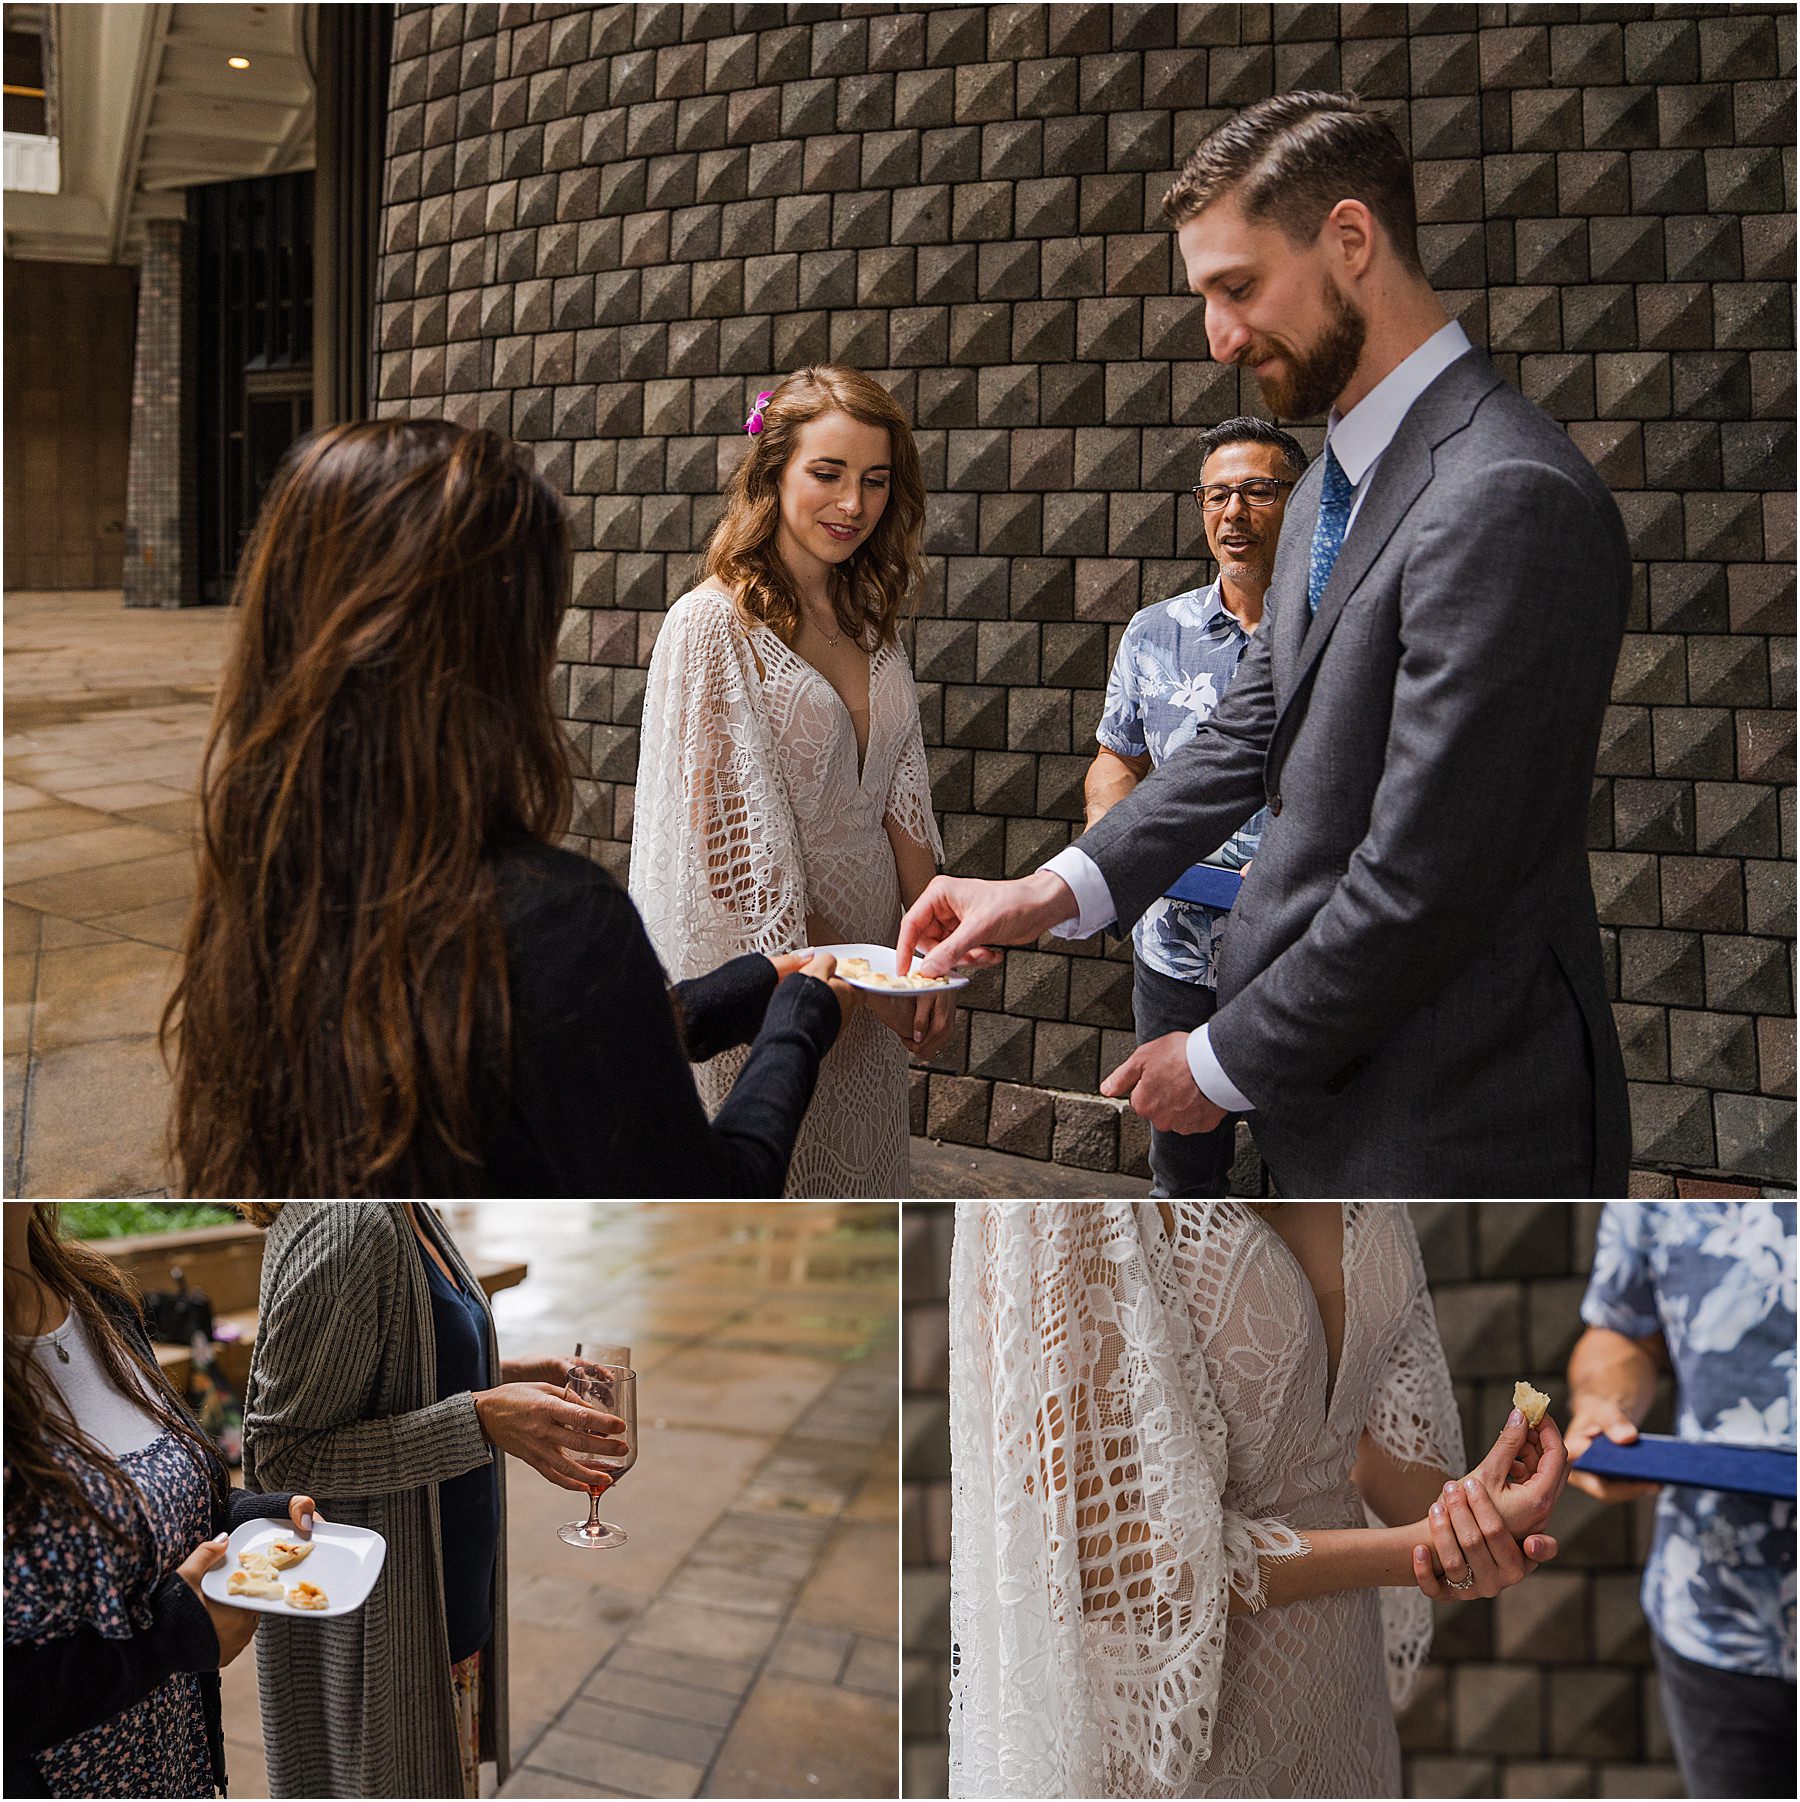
[3,591,1142,1203]
[219,1201,898,1799]
[4,590,228,1197]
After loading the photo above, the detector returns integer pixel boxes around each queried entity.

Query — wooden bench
[95,1219,528,1393]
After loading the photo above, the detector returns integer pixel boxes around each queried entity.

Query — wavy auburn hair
[704,365,926,648]
[164,419,574,1196]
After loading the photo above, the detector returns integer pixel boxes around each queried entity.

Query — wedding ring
[1446,1568,1477,1592]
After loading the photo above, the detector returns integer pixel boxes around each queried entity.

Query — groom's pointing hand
[1102,1033,1228,1134]
[898,871,1076,978]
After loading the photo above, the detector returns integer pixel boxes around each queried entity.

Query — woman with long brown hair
[3,1204,316,1798]
[630,365,951,1196]
[165,418,853,1196]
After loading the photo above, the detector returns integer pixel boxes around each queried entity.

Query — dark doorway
[193,170,314,602]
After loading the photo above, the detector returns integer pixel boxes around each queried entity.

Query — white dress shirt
[1042,318,1475,1112]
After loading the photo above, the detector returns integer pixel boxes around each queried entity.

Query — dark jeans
[1130,955,1237,1198]
[1652,1634,1797,1799]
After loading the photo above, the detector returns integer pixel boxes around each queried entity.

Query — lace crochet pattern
[949,1202,1465,1799]
[630,588,942,1197]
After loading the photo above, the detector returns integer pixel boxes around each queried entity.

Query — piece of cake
[286,1581,329,1611]
[1513,1380,1551,1428]
[228,1569,286,1599]
[266,1540,312,1569]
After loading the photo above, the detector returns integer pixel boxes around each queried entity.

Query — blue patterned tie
[1307,445,1355,616]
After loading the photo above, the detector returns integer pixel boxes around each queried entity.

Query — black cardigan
[4,1292,294,1799]
[484,835,841,1195]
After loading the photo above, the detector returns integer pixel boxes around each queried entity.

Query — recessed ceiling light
[227,55,250,69]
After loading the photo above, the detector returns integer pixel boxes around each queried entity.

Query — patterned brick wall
[901,1200,1690,1799]
[372,2,1795,1192]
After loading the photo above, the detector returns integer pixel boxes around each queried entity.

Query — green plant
[60,1203,240,1240]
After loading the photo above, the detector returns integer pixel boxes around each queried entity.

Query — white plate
[202,1517,387,1620]
[807,942,970,993]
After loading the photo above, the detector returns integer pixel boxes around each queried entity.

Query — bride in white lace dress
[630,366,950,1197]
[950,1202,1571,1798]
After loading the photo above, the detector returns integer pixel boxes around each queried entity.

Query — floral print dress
[6,1430,218,1797]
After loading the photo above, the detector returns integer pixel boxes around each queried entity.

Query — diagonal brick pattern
[902,1200,1688,1799]
[373,3,1794,1195]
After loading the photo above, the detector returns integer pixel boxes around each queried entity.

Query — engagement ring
[1446,1568,1477,1592]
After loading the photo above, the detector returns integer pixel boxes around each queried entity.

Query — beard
[1244,281,1367,419]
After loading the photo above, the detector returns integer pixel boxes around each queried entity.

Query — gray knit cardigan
[243,1203,510,1798]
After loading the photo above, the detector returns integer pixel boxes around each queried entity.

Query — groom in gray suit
[898,91,1632,1197]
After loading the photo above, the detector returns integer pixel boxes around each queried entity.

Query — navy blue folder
[1164,863,1244,909]
[1573,1433,1796,1499]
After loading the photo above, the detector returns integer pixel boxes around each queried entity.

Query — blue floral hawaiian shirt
[1581,1201,1796,1679]
[1096,582,1267,987]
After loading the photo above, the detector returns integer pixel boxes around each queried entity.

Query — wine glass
[558,1342,637,1550]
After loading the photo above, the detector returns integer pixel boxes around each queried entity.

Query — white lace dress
[949,1202,1466,1799]
[629,586,944,1197]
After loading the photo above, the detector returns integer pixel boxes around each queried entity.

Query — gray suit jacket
[1078,350,1631,1196]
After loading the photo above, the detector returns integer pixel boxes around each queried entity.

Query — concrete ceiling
[3,2,316,265]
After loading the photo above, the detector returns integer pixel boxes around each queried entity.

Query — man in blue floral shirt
[1568,1201,1796,1797]
[1085,418,1307,1196]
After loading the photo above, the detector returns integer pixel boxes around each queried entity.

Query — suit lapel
[1270,469,1320,704]
[1268,352,1506,765]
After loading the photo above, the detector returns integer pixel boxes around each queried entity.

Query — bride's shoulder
[666,583,740,627]
[659,584,755,657]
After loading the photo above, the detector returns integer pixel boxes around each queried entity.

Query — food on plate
[266,1539,313,1569]
[838,955,950,991]
[238,1551,280,1579]
[227,1569,286,1599]
[286,1581,329,1611]
[1512,1380,1551,1428]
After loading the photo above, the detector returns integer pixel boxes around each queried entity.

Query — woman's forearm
[249,1391,492,1497]
[1227,1518,1426,1615]
[1352,1431,1458,1527]
[886,817,939,911]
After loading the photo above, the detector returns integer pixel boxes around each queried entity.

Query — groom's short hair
[1163,91,1423,274]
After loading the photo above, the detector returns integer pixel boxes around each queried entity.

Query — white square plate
[202,1517,387,1620]
[807,942,970,993]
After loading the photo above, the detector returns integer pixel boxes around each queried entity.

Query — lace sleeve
[883,649,944,863]
[628,591,808,980]
[949,1202,1305,1799]
[1362,1211,1466,1708]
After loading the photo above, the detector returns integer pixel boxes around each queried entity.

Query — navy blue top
[419,1243,500,1664]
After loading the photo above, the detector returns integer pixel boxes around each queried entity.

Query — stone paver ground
[4,590,230,1196]
[3,591,1147,1201]
[219,1201,898,1799]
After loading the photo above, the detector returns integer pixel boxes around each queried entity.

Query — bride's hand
[1409,1409,1566,1601]
[863,989,948,1051]
[1472,1407,1570,1542]
[908,988,957,1057]
[1411,1476,1561,1601]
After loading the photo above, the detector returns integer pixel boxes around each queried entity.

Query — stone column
[123,216,197,607]
[313,3,393,428]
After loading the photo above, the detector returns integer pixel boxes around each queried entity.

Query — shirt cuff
[1040,845,1117,938]
[1187,1023,1256,1114]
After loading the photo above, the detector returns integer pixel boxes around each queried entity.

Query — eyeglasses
[1192,478,1297,513]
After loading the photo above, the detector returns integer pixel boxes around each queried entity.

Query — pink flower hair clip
[743,390,774,436]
